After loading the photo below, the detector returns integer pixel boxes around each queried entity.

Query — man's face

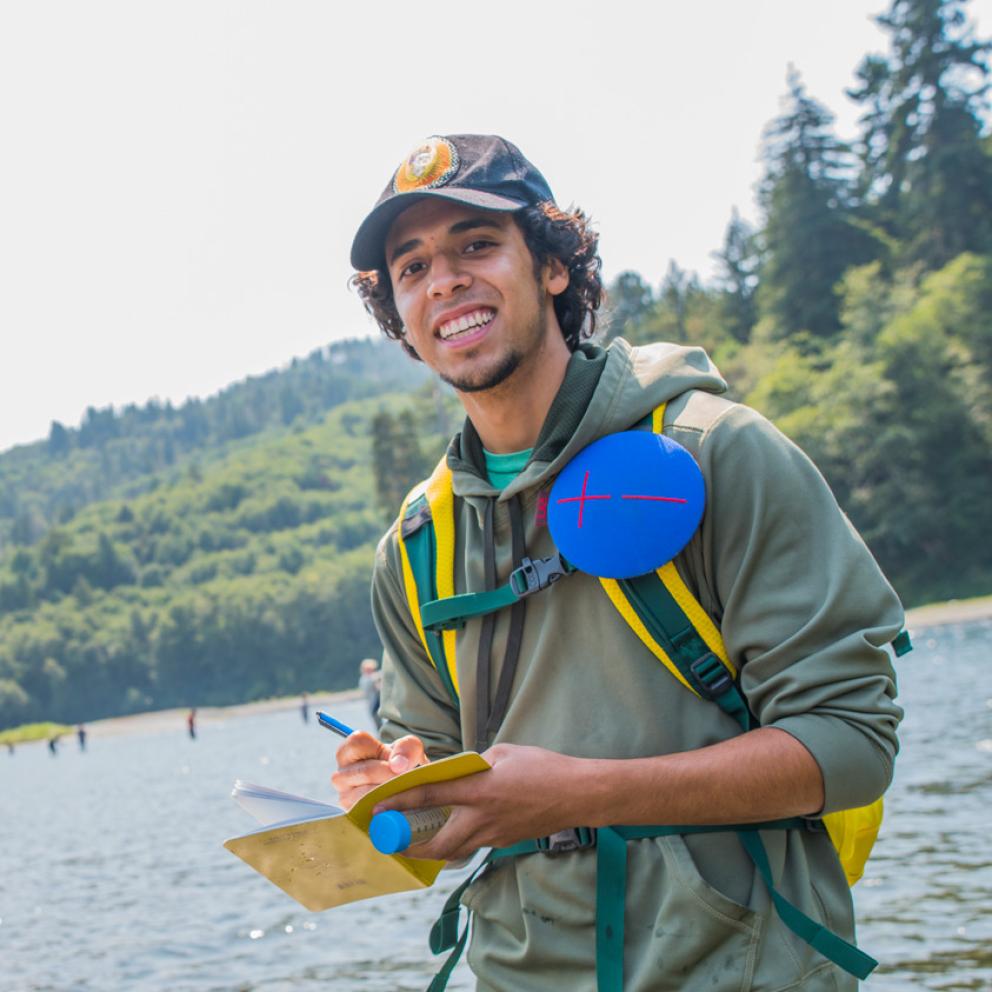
[383,199,567,394]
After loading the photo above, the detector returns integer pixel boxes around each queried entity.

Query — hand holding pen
[317,710,438,854]
[319,708,425,778]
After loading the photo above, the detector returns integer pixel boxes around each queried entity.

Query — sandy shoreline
[84,688,366,740]
[15,595,992,744]
[903,595,992,629]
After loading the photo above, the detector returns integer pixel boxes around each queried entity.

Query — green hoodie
[371,338,904,992]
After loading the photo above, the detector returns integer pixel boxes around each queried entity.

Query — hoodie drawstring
[473,494,528,752]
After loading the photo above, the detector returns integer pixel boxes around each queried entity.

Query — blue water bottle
[369,807,451,854]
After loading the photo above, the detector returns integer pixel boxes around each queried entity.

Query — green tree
[712,209,760,343]
[371,409,432,523]
[10,510,38,547]
[758,69,876,338]
[47,421,71,457]
[849,0,992,267]
[749,255,992,602]
[658,261,696,342]
[605,271,655,341]
[0,678,29,727]
[94,533,135,590]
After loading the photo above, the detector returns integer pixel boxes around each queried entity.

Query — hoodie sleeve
[370,529,463,759]
[696,403,904,814]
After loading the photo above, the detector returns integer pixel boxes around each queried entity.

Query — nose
[427,252,471,299]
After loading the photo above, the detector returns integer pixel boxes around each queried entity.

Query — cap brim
[350,188,526,272]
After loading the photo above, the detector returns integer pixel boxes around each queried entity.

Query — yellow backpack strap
[598,402,744,716]
[395,457,460,706]
[601,400,882,889]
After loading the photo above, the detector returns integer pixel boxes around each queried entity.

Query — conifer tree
[606,271,655,341]
[713,209,760,343]
[371,411,399,522]
[659,261,697,341]
[757,69,875,338]
[47,422,70,457]
[849,0,992,268]
[371,409,431,523]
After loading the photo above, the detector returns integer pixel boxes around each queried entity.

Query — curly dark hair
[349,202,603,359]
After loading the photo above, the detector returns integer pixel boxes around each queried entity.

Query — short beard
[439,350,522,394]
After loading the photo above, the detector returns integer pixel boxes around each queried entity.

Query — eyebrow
[388,216,504,266]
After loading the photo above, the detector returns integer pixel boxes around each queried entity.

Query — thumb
[388,735,428,774]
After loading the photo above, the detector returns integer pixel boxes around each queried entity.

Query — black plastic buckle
[536,827,597,856]
[509,554,569,598]
[689,652,733,700]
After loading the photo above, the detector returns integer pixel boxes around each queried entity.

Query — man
[358,657,383,724]
[333,134,903,991]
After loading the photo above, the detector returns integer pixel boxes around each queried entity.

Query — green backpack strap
[426,816,875,992]
[616,569,753,732]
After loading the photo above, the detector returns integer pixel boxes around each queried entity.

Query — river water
[1,620,989,991]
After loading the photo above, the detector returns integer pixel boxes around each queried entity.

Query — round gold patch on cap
[393,137,459,193]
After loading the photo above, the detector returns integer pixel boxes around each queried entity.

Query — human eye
[464,238,496,254]
[398,259,426,280]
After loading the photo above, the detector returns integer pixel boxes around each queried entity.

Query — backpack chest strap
[428,819,875,992]
[420,552,574,632]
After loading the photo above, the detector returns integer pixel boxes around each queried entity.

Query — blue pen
[316,711,356,738]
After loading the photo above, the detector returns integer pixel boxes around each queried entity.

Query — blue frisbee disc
[547,431,705,578]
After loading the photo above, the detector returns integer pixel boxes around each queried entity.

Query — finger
[386,735,428,774]
[373,782,437,813]
[373,768,490,814]
[335,784,376,810]
[407,809,482,862]
[331,757,394,793]
[335,730,389,769]
[401,838,445,861]
[479,742,514,765]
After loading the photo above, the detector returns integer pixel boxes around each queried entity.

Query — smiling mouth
[437,308,496,341]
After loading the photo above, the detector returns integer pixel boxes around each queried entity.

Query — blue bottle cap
[548,431,705,579]
[369,810,412,854]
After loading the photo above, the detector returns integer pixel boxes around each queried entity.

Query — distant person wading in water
[358,659,382,725]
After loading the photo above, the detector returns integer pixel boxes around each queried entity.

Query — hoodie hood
[446,337,727,500]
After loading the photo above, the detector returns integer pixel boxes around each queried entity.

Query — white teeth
[438,309,494,340]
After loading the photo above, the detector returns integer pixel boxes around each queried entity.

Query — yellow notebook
[223,751,490,911]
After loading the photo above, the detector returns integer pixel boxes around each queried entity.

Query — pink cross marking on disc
[621,494,688,503]
[555,470,611,528]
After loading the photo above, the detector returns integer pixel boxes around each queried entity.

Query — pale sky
[2,0,990,453]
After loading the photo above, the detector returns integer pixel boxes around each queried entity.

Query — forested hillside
[0,381,450,729]
[1,0,990,731]
[0,337,426,549]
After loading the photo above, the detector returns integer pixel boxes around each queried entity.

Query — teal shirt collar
[483,447,533,490]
